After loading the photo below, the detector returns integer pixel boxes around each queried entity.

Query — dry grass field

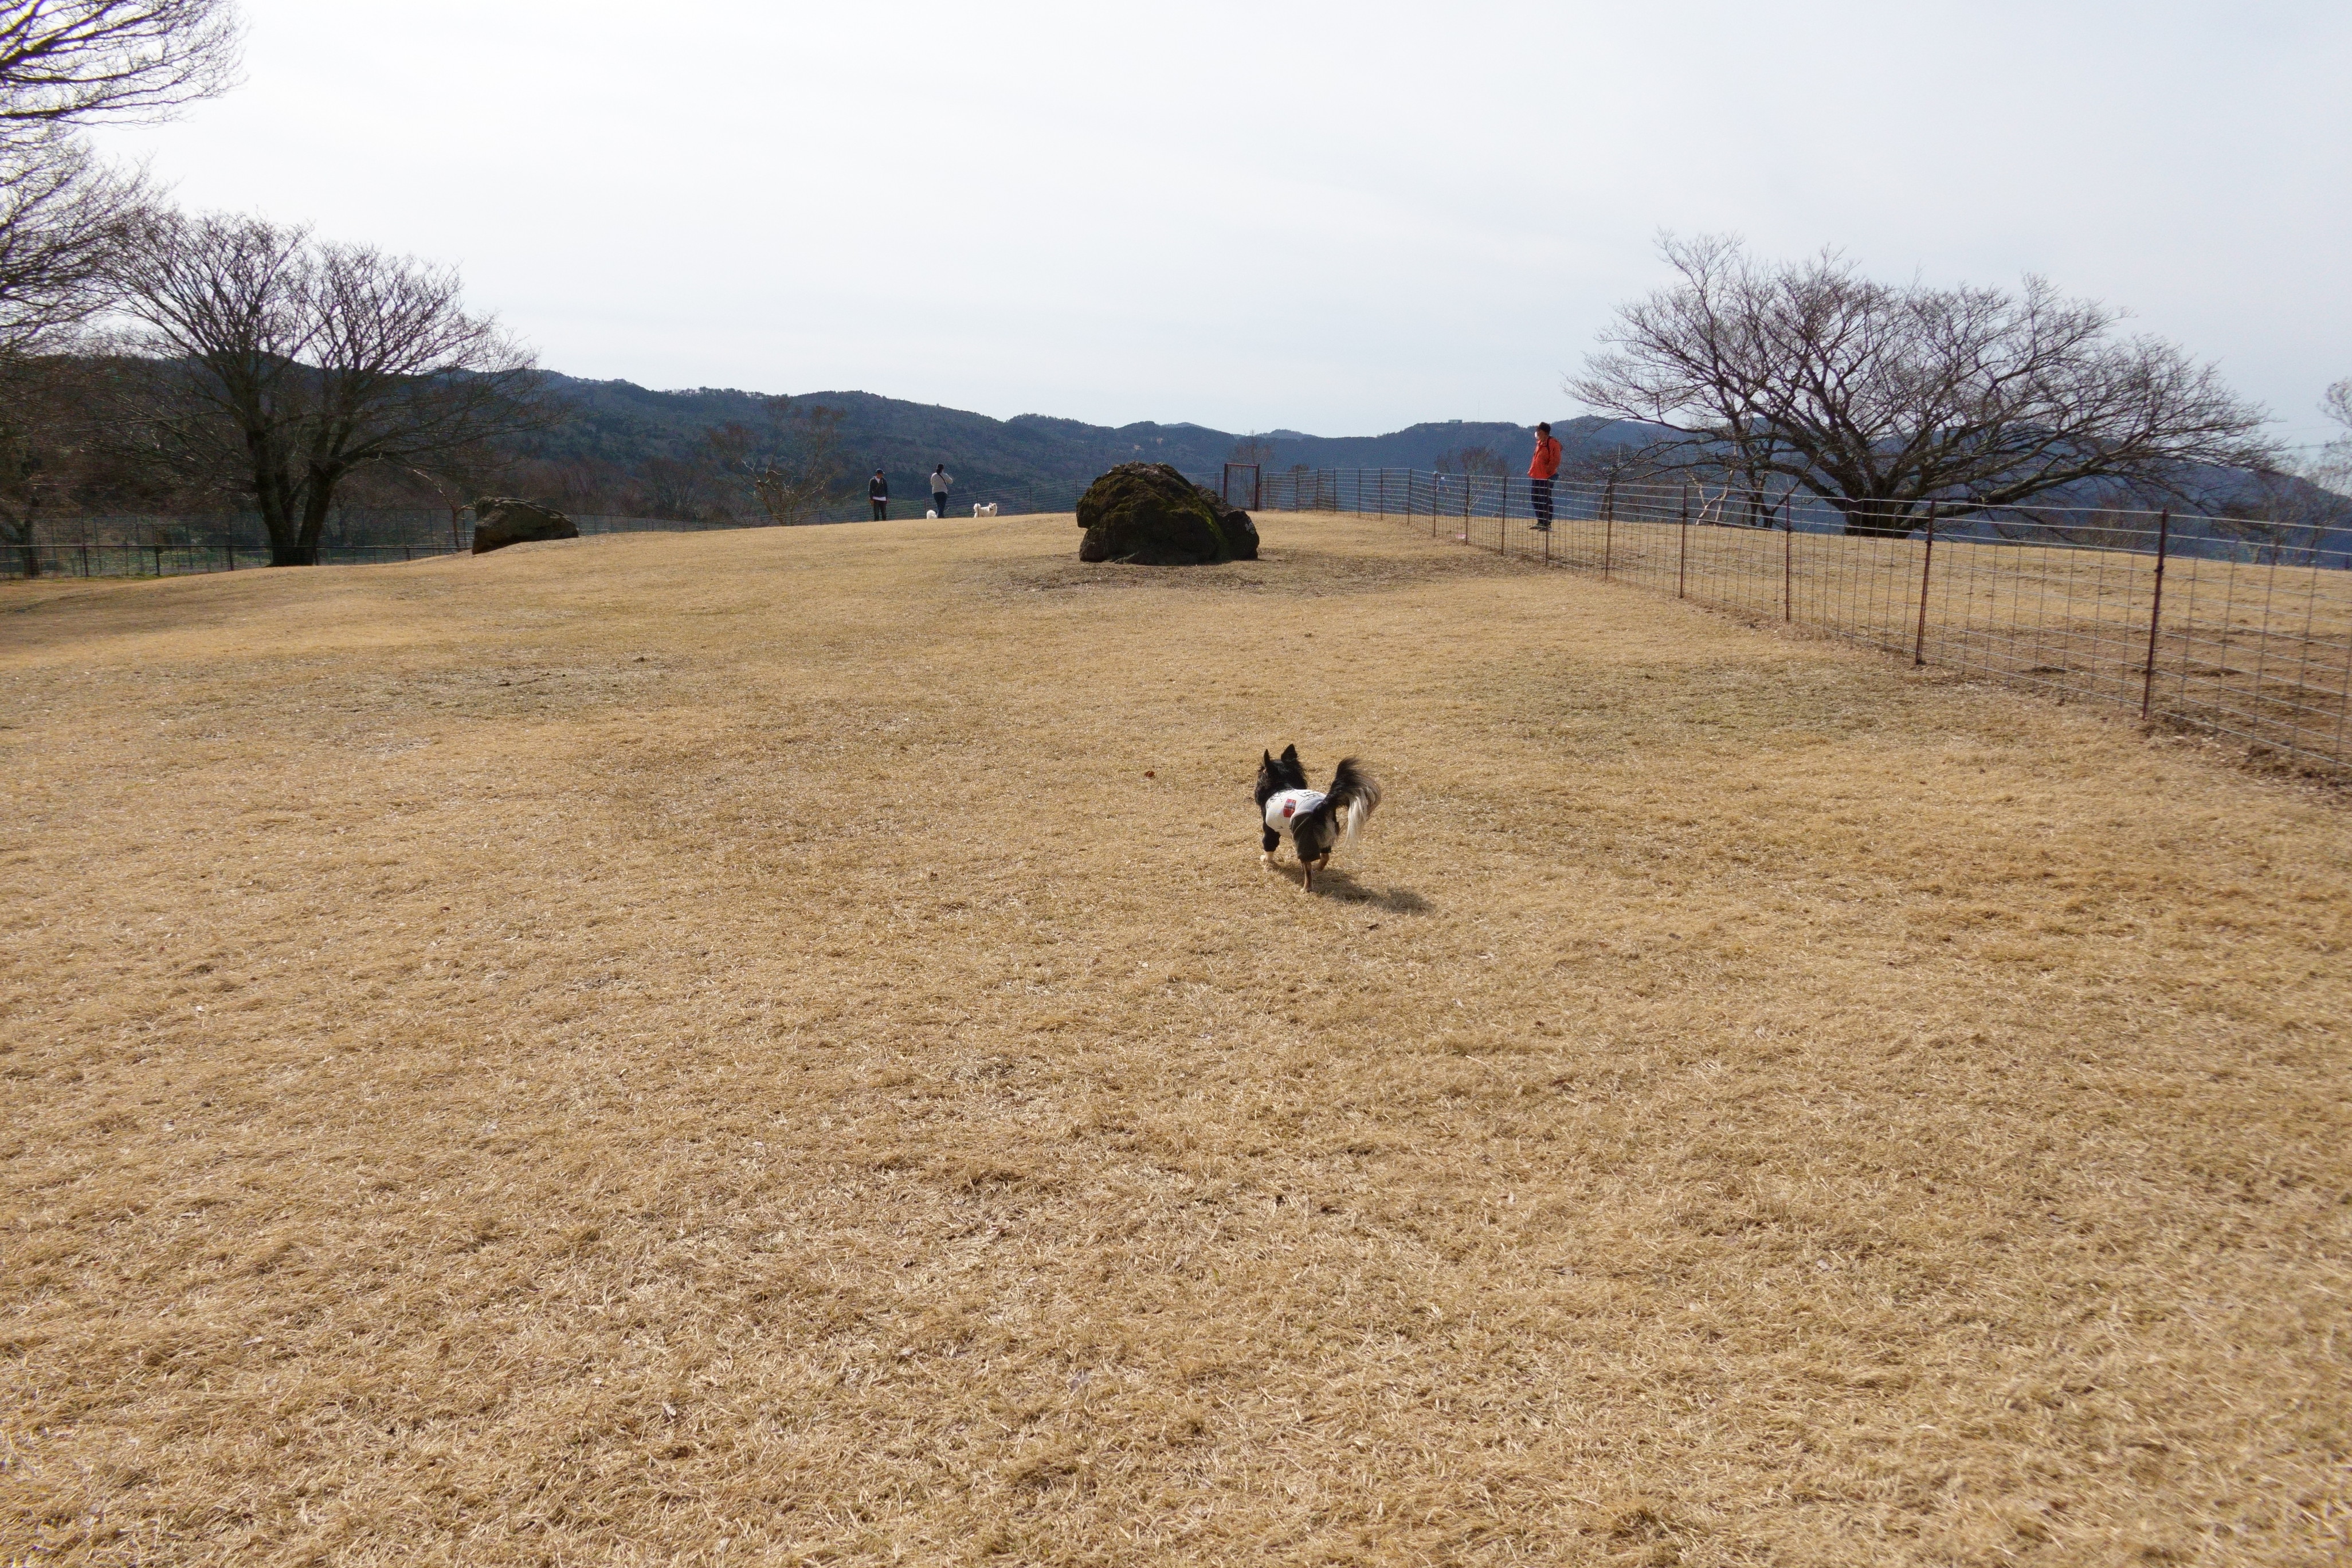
[1432,507,2352,773]
[3,510,2348,1566]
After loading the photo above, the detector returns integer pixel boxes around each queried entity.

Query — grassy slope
[1,512,2346,1566]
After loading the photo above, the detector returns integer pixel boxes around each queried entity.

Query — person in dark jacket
[869,469,889,521]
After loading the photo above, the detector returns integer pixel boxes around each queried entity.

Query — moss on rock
[1075,463,1259,565]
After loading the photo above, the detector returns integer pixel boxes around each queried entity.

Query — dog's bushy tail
[1327,757,1381,845]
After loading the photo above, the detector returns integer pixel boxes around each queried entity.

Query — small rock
[471,497,579,554]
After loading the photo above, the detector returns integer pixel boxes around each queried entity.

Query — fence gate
[1221,463,1262,510]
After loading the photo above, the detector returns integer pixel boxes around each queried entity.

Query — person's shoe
[1534,522,1552,531]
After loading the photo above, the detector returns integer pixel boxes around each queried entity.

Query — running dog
[1255,744,1381,891]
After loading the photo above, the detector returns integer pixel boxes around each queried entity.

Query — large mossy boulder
[471,496,579,554]
[1076,463,1259,564]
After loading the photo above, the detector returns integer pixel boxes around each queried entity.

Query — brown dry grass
[1434,508,2352,772]
[2,511,2348,1566]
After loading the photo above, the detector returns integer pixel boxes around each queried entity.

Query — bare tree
[1434,444,1508,478]
[0,2,242,575]
[0,1,240,368]
[397,439,515,550]
[742,398,845,526]
[1986,484,2163,551]
[0,1,240,328]
[1228,433,1275,467]
[2310,379,2352,496]
[0,349,76,571]
[0,1,240,124]
[2206,471,2352,567]
[0,131,138,347]
[115,211,544,565]
[1573,234,2274,537]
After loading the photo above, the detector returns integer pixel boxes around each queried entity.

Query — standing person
[869,468,889,521]
[929,462,952,519]
[1528,421,1562,531]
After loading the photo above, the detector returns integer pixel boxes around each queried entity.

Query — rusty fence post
[1783,510,1794,621]
[2141,508,2171,720]
[1602,499,1616,582]
[1677,487,1689,599]
[1912,501,1939,667]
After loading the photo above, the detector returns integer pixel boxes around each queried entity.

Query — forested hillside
[503,375,1644,516]
[503,377,2348,562]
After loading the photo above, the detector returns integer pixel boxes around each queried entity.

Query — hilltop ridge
[522,374,1647,496]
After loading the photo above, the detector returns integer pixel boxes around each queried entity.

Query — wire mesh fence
[0,481,1101,581]
[1257,468,2352,777]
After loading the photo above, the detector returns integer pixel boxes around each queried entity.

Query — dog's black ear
[1263,750,1273,766]
[1280,744,1299,763]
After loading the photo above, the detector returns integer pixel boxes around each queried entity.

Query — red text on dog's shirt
[1263,788,1325,834]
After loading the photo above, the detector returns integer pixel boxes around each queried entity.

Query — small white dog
[973,501,998,517]
[926,508,938,519]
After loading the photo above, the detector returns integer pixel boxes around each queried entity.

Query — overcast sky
[91,0,2351,446]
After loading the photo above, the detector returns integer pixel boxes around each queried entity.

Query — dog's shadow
[1278,867,1433,912]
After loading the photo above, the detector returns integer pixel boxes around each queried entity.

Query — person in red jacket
[1528,422,1562,531]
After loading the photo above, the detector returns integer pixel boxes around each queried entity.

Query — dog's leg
[1260,826,1280,867]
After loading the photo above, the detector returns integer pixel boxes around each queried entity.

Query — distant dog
[973,501,998,517]
[1255,744,1381,891]
[926,508,938,519]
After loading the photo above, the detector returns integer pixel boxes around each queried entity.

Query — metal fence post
[1496,476,1507,555]
[1783,511,1793,621]
[1912,501,1939,667]
[2141,508,2171,720]
[1677,488,1689,598]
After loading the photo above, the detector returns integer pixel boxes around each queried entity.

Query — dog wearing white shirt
[1255,744,1381,891]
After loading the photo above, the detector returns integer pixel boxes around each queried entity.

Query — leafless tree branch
[1571,234,2275,536]
[0,0,240,124]
[112,210,546,565]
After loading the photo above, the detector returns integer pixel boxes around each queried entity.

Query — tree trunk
[249,445,312,566]
[263,508,309,566]
[2,521,36,578]
[294,484,333,566]
[1841,499,1924,538]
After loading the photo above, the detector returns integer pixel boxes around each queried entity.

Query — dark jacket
[868,475,888,499]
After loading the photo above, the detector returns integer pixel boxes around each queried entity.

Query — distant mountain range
[525,374,1649,493]
[519,375,2347,560]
